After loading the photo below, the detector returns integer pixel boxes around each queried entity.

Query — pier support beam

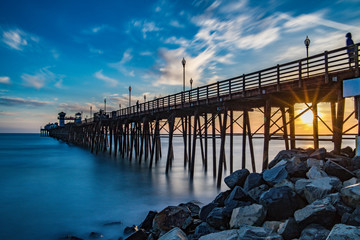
[263,99,271,170]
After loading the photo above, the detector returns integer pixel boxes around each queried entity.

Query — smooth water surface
[0,133,355,239]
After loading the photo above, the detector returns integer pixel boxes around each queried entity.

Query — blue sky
[0,0,359,132]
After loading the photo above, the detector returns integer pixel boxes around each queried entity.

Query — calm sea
[0,133,355,239]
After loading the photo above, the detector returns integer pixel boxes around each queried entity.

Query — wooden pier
[46,43,360,186]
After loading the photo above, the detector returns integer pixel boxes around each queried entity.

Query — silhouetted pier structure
[46,43,360,186]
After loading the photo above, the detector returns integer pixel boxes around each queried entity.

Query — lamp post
[144,95,146,102]
[90,106,92,118]
[304,36,310,78]
[129,86,132,107]
[190,78,193,90]
[104,98,106,113]
[182,58,186,92]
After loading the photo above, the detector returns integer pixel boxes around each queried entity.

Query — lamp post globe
[190,78,193,90]
[129,86,132,107]
[304,36,310,78]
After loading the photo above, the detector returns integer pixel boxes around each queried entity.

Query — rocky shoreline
[64,147,360,240]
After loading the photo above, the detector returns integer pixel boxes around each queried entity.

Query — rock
[125,229,147,240]
[198,229,239,240]
[278,217,300,240]
[268,149,308,169]
[355,169,360,178]
[303,177,342,203]
[243,173,264,192]
[153,206,192,235]
[247,184,269,202]
[89,232,103,238]
[158,227,188,240]
[193,222,217,240]
[299,224,330,240]
[353,156,360,170]
[199,203,218,221]
[273,179,295,191]
[229,204,266,228]
[325,160,355,182]
[259,186,298,220]
[263,164,288,185]
[310,148,327,160]
[224,186,251,205]
[224,169,250,189]
[341,146,354,158]
[139,211,157,231]
[286,157,309,178]
[295,179,312,196]
[343,177,358,188]
[262,221,282,232]
[340,183,360,208]
[124,225,138,235]
[326,223,360,239]
[222,200,251,218]
[306,158,324,168]
[325,193,354,217]
[342,207,360,226]
[179,202,201,218]
[306,166,328,179]
[199,225,283,240]
[212,190,231,207]
[236,224,283,239]
[206,207,228,230]
[294,197,337,228]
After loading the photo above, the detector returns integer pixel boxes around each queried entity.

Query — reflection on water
[0,134,355,239]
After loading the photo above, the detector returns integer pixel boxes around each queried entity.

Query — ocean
[0,133,356,239]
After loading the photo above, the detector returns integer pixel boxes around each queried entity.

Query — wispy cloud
[21,67,65,89]
[132,20,162,39]
[109,49,135,77]
[0,76,10,84]
[0,111,17,116]
[83,24,113,34]
[0,96,52,107]
[1,28,39,51]
[94,69,119,87]
[89,46,103,55]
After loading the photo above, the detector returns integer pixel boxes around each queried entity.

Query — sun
[299,109,323,124]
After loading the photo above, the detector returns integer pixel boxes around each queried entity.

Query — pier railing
[88,43,359,122]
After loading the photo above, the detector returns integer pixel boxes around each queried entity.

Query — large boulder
[326,224,360,239]
[295,179,312,196]
[263,164,288,185]
[310,148,327,160]
[306,158,324,168]
[199,203,218,221]
[243,173,264,192]
[294,197,337,228]
[325,160,355,182]
[303,176,342,203]
[298,224,330,240]
[206,207,228,230]
[125,229,147,240]
[277,217,300,240]
[259,186,298,220]
[224,186,252,205]
[139,211,157,231]
[247,184,270,202]
[224,169,250,189]
[222,200,251,218]
[342,207,360,226]
[199,225,283,240]
[340,183,360,208]
[153,206,192,235]
[158,227,188,240]
[306,166,328,179]
[192,222,217,240]
[273,179,295,191]
[262,221,282,232]
[286,157,309,178]
[268,149,309,169]
[179,202,201,218]
[229,204,266,228]
[212,191,231,207]
[343,177,358,188]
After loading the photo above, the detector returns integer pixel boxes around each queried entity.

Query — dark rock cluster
[125,147,360,240]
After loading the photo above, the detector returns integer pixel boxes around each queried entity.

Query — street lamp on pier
[190,78,193,90]
[129,86,132,107]
[104,98,106,113]
[182,58,186,92]
[90,106,92,118]
[304,36,310,78]
[144,95,146,102]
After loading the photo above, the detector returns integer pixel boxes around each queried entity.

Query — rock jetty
[124,147,360,240]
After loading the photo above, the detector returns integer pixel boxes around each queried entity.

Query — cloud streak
[0,76,10,84]
[1,28,39,51]
[0,96,52,107]
[94,70,119,87]
[21,67,64,89]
